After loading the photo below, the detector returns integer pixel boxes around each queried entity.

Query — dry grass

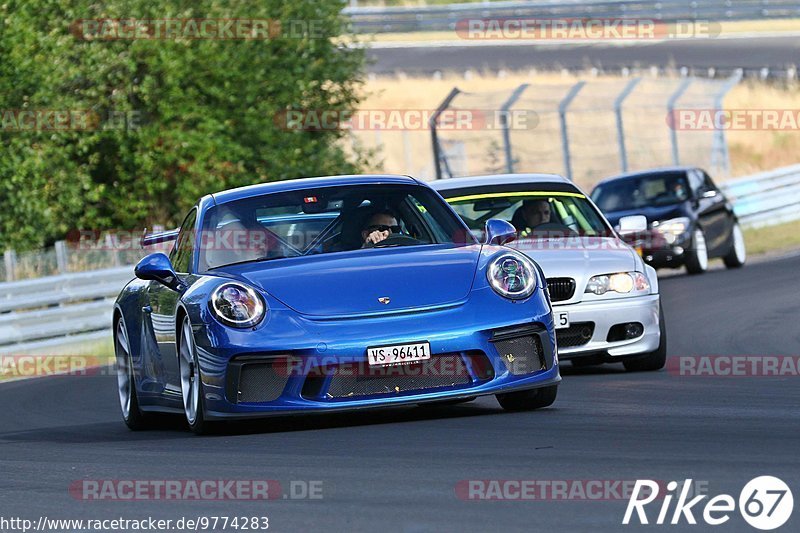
[353,72,800,187]
[743,219,800,256]
[725,82,800,175]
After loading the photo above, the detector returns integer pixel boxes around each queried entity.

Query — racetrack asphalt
[1,253,798,532]
[367,35,800,76]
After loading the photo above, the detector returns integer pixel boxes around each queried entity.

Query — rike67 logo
[624,476,793,530]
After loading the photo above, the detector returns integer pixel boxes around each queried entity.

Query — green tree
[0,0,368,251]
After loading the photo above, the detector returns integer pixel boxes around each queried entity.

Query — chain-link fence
[2,233,171,282]
[432,73,741,189]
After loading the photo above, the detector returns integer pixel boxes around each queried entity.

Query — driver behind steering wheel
[361,208,402,247]
[516,198,551,237]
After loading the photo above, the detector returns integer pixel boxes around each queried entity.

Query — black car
[591,167,746,274]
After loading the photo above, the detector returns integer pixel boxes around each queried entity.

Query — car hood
[219,244,482,318]
[514,238,639,304]
[517,238,638,276]
[603,205,686,227]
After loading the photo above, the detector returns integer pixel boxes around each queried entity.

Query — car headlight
[487,252,538,300]
[210,282,266,327]
[652,217,690,244]
[585,272,650,296]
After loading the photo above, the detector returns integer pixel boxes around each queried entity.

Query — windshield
[591,172,691,212]
[199,183,475,270]
[445,190,612,239]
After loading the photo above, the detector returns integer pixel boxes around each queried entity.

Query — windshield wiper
[207,254,298,270]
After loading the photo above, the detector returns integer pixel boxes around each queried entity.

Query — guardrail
[720,164,800,229]
[0,267,132,355]
[0,164,798,353]
[344,0,800,33]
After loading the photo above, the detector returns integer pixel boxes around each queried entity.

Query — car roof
[431,173,570,190]
[429,173,584,196]
[209,174,420,205]
[594,166,697,188]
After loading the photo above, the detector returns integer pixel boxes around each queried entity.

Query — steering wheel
[366,234,424,248]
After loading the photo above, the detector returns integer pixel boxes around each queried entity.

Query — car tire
[723,223,746,269]
[623,303,667,372]
[115,318,151,430]
[496,385,558,412]
[685,228,709,275]
[179,316,211,435]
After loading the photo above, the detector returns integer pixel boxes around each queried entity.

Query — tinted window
[701,171,718,192]
[199,184,475,270]
[592,172,691,211]
[170,209,197,273]
[688,169,705,195]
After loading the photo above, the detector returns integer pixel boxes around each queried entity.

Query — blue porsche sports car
[114,175,560,434]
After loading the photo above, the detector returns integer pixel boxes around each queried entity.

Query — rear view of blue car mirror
[134,252,185,292]
[485,218,517,246]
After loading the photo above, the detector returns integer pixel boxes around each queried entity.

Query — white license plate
[554,310,570,330]
[367,342,431,367]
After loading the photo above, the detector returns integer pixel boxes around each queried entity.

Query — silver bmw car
[433,174,665,371]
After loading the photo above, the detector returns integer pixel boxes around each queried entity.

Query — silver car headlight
[210,282,266,327]
[487,252,538,300]
[585,272,650,296]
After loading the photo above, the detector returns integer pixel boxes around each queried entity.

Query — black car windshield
[199,183,475,270]
[445,189,612,239]
[592,172,691,212]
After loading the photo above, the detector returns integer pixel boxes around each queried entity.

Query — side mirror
[618,215,648,234]
[134,252,185,292]
[485,219,517,246]
[701,189,718,199]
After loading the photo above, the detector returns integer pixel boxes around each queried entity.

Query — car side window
[170,209,197,274]
[403,195,440,243]
[687,170,704,197]
[701,171,718,193]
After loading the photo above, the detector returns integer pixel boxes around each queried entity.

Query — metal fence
[345,0,800,33]
[1,231,170,283]
[0,266,132,355]
[431,73,741,188]
[719,164,800,228]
